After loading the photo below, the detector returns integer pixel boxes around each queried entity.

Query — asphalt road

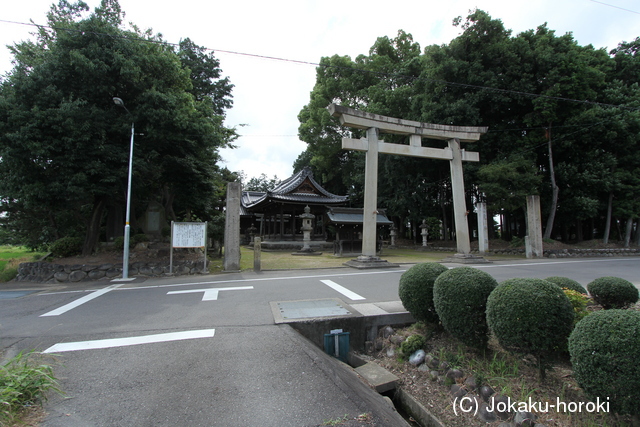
[1,257,638,426]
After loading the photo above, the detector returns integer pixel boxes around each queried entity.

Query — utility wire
[590,0,640,15]
[1,17,639,114]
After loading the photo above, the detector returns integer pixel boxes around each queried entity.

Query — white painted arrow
[167,286,253,301]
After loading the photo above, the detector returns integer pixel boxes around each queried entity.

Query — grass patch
[0,246,48,282]
[0,351,61,425]
[207,247,462,272]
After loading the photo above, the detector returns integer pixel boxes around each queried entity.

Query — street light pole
[113,97,135,281]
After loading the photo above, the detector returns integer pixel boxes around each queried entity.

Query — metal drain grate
[276,299,351,319]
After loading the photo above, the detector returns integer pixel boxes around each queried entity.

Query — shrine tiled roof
[326,207,393,225]
[242,167,348,211]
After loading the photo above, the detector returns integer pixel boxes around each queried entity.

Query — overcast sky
[2,0,639,182]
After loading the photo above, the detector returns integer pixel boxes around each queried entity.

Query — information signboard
[172,222,207,248]
[170,221,208,273]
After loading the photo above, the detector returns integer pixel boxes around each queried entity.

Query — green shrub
[0,266,18,282]
[545,276,588,295]
[510,236,524,247]
[399,334,427,360]
[587,276,639,309]
[433,266,498,349]
[131,233,149,245]
[398,262,448,323]
[49,236,82,258]
[486,278,574,378]
[113,234,148,250]
[568,309,640,415]
[563,288,590,326]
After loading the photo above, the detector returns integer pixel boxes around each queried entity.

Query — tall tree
[0,0,236,253]
[298,9,639,244]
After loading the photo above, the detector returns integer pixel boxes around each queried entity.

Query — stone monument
[526,195,544,258]
[224,182,241,271]
[476,201,489,255]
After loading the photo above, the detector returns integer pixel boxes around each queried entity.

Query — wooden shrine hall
[240,167,348,249]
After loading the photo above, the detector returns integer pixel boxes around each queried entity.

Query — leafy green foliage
[569,310,640,415]
[297,9,640,244]
[243,174,281,192]
[486,278,574,378]
[587,277,639,309]
[545,276,588,295]
[399,335,427,360]
[398,262,448,323]
[0,1,236,253]
[131,234,149,245]
[433,267,498,349]
[0,351,61,424]
[49,236,83,258]
[563,289,591,326]
[0,265,18,282]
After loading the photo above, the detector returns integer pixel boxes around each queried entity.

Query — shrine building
[240,167,392,254]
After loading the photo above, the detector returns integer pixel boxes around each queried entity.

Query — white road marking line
[40,284,124,317]
[166,286,253,301]
[37,270,402,296]
[42,329,216,353]
[320,280,365,300]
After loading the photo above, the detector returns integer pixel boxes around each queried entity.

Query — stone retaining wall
[427,246,640,257]
[15,260,209,283]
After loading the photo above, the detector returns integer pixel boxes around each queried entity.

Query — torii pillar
[329,104,490,267]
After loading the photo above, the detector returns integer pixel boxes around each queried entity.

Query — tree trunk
[82,196,107,256]
[624,217,633,248]
[615,217,622,242]
[163,184,177,222]
[48,212,60,241]
[543,125,559,240]
[575,219,583,242]
[441,201,449,242]
[603,192,613,244]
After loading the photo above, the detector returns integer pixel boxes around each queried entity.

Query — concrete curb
[279,324,410,426]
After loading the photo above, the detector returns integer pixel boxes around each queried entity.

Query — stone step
[355,362,399,393]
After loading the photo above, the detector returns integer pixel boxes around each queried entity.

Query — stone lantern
[420,219,429,247]
[247,223,257,244]
[389,223,397,248]
[293,206,321,255]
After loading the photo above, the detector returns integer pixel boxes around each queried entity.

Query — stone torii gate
[328,104,488,268]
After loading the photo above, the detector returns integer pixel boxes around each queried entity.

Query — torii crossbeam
[328,104,488,268]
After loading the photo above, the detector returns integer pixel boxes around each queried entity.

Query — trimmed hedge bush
[433,267,498,349]
[398,262,448,323]
[568,309,640,415]
[545,276,588,295]
[587,276,639,309]
[486,278,574,374]
[49,236,83,258]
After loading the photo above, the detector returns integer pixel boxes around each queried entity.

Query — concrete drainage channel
[271,298,445,427]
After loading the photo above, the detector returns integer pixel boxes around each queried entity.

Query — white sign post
[170,221,208,273]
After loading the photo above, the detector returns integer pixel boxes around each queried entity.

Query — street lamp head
[113,97,132,116]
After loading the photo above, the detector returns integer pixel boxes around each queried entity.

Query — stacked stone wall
[428,246,640,257]
[15,260,209,283]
